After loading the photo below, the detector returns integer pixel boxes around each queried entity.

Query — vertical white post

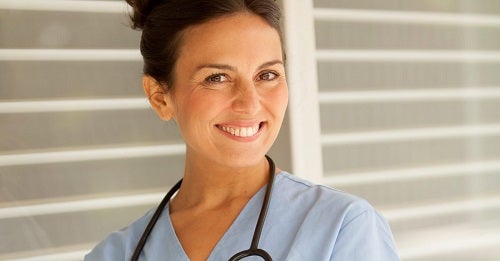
[281,0,323,183]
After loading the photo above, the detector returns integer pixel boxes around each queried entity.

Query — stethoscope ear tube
[228,155,275,261]
[131,179,182,261]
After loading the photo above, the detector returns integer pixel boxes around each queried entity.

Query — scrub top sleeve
[84,231,127,261]
[329,209,400,261]
[84,208,155,261]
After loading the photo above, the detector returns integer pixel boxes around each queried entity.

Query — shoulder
[84,208,155,261]
[274,172,375,223]
[272,172,399,260]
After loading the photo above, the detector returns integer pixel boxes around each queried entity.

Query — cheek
[175,92,221,125]
[273,85,289,115]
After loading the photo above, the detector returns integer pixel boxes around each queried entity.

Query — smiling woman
[84,1,399,260]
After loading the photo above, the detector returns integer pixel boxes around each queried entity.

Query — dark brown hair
[126,0,282,90]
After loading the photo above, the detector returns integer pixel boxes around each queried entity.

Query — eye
[258,71,279,81]
[205,73,229,84]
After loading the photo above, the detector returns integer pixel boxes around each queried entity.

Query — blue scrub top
[85,172,400,260]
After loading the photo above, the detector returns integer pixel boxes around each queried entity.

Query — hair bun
[126,0,163,29]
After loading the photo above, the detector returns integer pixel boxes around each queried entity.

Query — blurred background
[1,0,499,260]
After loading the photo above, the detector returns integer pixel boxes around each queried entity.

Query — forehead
[176,12,283,68]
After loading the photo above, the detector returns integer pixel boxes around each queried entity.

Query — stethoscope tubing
[131,179,182,261]
[131,156,275,261]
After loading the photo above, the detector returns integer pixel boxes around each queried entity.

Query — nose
[232,79,261,115]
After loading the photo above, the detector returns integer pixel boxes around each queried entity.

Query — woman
[85,0,399,260]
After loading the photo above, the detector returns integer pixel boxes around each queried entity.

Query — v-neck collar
[148,181,270,260]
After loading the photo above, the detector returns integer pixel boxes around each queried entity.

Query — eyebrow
[257,60,284,70]
[195,59,284,72]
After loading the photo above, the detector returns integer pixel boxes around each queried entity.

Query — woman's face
[165,12,288,167]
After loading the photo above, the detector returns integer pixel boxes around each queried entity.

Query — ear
[142,75,174,121]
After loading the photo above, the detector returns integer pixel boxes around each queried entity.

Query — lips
[216,122,263,137]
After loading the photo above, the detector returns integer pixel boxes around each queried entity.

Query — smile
[217,123,262,137]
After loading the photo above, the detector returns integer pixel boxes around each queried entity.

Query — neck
[171,152,272,211]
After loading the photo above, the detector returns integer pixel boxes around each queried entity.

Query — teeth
[219,124,260,137]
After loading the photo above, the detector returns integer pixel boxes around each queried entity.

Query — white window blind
[0,1,186,260]
[300,0,500,260]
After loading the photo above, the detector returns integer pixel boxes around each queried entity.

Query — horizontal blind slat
[321,124,500,145]
[0,244,92,261]
[319,87,500,103]
[0,0,128,13]
[0,144,185,166]
[324,160,500,186]
[0,98,149,113]
[316,50,500,62]
[381,195,500,222]
[5,251,86,261]
[0,193,165,219]
[3,250,88,261]
[314,8,500,27]
[0,49,141,61]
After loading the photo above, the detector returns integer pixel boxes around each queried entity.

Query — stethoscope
[131,155,276,261]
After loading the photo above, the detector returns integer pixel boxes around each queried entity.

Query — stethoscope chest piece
[228,248,273,260]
